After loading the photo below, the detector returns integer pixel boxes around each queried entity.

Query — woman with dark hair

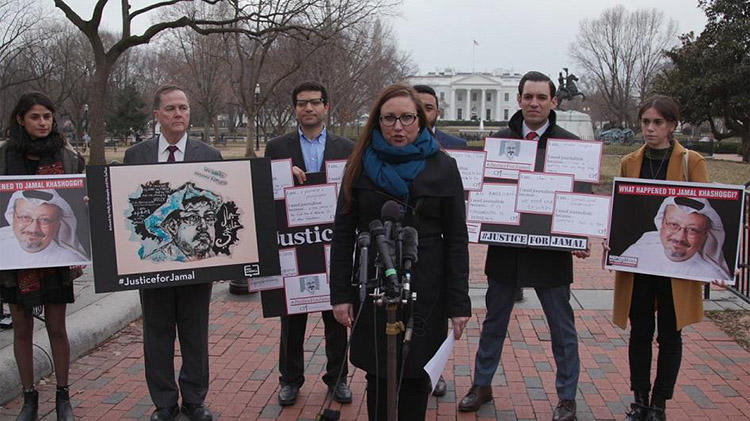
[0,92,84,421]
[611,95,707,421]
[329,83,471,420]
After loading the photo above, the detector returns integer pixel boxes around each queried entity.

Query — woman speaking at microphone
[329,83,471,420]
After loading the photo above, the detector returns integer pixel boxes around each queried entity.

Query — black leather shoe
[432,376,447,397]
[278,384,300,406]
[149,405,179,421]
[329,382,352,404]
[181,403,213,421]
[514,287,524,302]
[55,386,74,421]
[458,385,492,412]
[17,388,38,421]
[645,406,666,421]
[552,399,576,421]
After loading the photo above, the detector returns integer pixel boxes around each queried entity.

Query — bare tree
[569,6,677,128]
[257,19,413,138]
[53,0,390,164]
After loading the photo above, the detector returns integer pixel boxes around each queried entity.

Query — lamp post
[82,104,89,134]
[254,83,261,151]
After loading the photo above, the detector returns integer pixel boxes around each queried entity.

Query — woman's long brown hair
[340,83,429,212]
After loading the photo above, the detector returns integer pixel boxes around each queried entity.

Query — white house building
[408,69,523,122]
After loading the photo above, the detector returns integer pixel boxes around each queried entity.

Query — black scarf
[5,127,65,175]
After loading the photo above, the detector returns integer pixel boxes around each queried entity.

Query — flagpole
[472,41,476,74]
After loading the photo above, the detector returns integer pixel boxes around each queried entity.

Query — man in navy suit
[414,85,466,149]
[124,86,222,421]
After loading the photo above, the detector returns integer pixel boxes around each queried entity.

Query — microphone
[369,219,398,294]
[402,227,418,273]
[381,200,404,222]
[381,200,404,276]
[357,232,370,303]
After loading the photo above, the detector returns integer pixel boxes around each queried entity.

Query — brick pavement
[2,244,749,420]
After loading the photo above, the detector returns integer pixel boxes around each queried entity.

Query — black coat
[485,109,591,288]
[265,130,354,167]
[329,150,471,378]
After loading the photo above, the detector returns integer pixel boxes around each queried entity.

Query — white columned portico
[496,89,502,121]
[480,88,486,127]
[465,89,470,121]
[450,89,456,120]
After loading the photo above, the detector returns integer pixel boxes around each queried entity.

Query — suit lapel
[146,137,159,163]
[289,133,306,171]
[184,138,200,162]
[322,134,337,167]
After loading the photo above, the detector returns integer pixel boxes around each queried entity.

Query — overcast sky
[59,0,707,79]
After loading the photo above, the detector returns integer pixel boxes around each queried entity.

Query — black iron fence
[730,181,750,303]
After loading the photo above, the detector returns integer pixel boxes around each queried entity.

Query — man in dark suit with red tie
[265,81,354,407]
[124,86,222,421]
[458,72,590,421]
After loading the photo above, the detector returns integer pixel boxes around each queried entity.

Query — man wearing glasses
[123,85,222,421]
[265,81,354,407]
[143,187,220,262]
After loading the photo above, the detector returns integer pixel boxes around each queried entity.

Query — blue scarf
[362,127,439,199]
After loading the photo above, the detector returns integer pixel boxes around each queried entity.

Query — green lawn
[100,141,748,194]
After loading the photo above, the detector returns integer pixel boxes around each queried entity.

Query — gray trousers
[140,282,212,408]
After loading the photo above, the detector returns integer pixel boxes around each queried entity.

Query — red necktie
[525,131,538,140]
[166,145,178,162]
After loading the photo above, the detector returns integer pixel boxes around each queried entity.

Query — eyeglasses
[14,214,58,227]
[181,212,217,226]
[663,221,706,237]
[295,98,325,108]
[379,113,418,127]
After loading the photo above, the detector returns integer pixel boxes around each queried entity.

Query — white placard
[284,184,337,227]
[284,273,332,315]
[551,193,611,238]
[249,275,284,292]
[279,247,299,277]
[445,149,486,191]
[466,222,481,243]
[271,159,294,200]
[515,172,575,215]
[467,183,520,225]
[484,137,537,169]
[325,160,347,188]
[544,139,602,183]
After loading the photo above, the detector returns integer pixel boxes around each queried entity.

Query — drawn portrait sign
[605,178,744,284]
[0,174,91,270]
[87,159,279,292]
[261,173,336,318]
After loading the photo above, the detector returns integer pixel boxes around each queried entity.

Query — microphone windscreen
[368,219,384,237]
[381,200,404,222]
[358,231,371,247]
[403,227,418,262]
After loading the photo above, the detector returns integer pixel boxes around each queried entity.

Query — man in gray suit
[124,85,222,421]
[265,81,354,407]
